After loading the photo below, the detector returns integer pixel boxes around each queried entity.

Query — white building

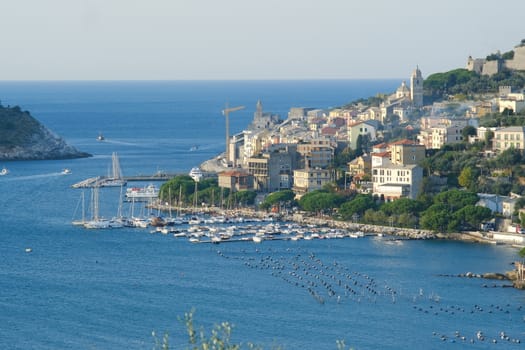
[372,164,423,200]
[477,193,518,217]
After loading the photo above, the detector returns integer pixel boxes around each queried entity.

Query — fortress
[467,40,525,76]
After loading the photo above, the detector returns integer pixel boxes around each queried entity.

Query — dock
[72,173,177,188]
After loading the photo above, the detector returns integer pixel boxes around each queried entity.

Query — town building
[417,118,469,149]
[372,164,423,200]
[477,193,519,217]
[347,121,377,150]
[492,126,525,152]
[347,154,371,177]
[218,170,254,192]
[293,168,332,197]
[498,88,525,114]
[389,139,426,165]
[246,144,296,192]
[297,138,335,169]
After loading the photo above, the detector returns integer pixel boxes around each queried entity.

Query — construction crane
[222,103,245,165]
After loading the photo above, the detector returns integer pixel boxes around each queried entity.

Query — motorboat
[61,168,72,175]
[0,167,8,176]
[97,133,105,141]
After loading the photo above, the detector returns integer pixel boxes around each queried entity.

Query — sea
[0,80,524,350]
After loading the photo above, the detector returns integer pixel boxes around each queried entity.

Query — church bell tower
[410,66,424,108]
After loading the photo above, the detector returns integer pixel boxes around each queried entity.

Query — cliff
[0,105,90,160]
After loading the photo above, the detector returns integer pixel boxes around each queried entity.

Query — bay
[0,80,523,350]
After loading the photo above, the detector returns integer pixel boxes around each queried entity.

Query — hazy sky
[1,0,524,80]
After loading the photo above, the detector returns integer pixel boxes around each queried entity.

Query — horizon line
[0,78,404,83]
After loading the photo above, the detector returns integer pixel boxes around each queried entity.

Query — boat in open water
[0,167,9,176]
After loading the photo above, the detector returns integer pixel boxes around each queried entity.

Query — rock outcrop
[0,105,90,160]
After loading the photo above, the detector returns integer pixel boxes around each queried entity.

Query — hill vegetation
[423,68,525,102]
[0,104,90,160]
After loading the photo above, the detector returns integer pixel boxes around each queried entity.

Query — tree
[299,191,345,213]
[461,125,477,139]
[160,175,196,205]
[233,190,257,206]
[420,203,450,232]
[433,189,478,212]
[380,198,420,216]
[454,205,492,230]
[458,167,475,189]
[339,194,376,220]
[259,190,295,210]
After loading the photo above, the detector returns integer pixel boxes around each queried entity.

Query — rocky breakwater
[289,213,435,240]
[0,105,90,160]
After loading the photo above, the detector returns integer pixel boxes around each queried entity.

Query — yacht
[189,167,203,182]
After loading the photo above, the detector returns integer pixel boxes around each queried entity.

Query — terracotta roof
[373,142,388,149]
[321,127,338,136]
[389,139,417,146]
[371,151,390,158]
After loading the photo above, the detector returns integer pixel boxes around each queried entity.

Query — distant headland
[0,104,90,160]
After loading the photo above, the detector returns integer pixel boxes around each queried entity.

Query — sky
[1,0,525,80]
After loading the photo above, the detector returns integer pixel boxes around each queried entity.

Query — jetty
[72,173,176,188]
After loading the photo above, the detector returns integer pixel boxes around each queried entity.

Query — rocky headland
[0,105,90,160]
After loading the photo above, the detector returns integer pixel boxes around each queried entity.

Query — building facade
[218,170,254,192]
[372,164,423,200]
[492,126,525,152]
[293,168,332,197]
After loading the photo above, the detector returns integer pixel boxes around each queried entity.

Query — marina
[1,80,523,350]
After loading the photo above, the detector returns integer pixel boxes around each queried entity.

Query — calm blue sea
[0,80,524,350]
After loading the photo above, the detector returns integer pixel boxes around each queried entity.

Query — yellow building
[493,126,525,152]
[293,168,332,197]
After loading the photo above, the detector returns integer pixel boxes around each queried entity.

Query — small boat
[190,145,199,151]
[252,235,263,243]
[0,167,8,176]
[25,248,32,253]
[97,133,105,141]
[61,168,72,175]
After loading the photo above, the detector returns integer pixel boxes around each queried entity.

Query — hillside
[0,104,90,160]
[423,68,525,102]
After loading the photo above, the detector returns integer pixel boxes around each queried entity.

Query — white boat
[252,235,263,243]
[125,184,159,200]
[97,133,105,141]
[189,167,203,182]
[61,168,72,175]
[349,231,365,238]
[0,167,8,176]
